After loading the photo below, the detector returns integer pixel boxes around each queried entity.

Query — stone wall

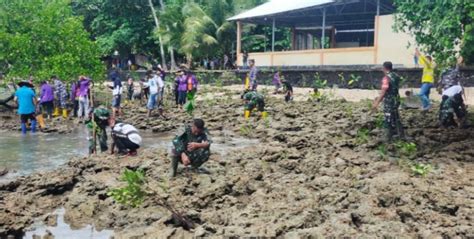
[119,67,474,90]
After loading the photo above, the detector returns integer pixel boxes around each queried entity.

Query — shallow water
[0,126,258,182]
[23,208,114,239]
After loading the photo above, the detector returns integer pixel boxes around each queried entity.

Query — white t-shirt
[154,74,164,88]
[442,85,462,97]
[112,85,123,96]
[148,77,159,94]
[113,123,142,145]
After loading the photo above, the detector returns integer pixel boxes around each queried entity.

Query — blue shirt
[15,86,36,114]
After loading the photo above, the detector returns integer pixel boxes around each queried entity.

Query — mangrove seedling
[240,123,253,136]
[184,91,197,116]
[395,141,417,158]
[375,114,384,129]
[107,169,146,208]
[376,144,387,158]
[313,73,327,89]
[356,128,370,145]
[348,74,361,87]
[410,163,432,177]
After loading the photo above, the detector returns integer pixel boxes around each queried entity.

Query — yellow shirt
[419,55,434,83]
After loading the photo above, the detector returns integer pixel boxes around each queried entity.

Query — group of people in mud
[372,54,468,142]
[5,51,470,177]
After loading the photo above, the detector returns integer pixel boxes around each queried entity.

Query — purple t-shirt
[78,78,90,97]
[40,83,54,103]
[176,75,188,92]
[273,73,281,85]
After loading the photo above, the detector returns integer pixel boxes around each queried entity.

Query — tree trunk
[148,0,167,71]
[159,0,177,70]
[169,46,177,70]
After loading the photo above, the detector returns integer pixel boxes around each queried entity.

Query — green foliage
[0,0,104,82]
[107,169,146,208]
[337,73,345,85]
[375,114,384,129]
[356,128,370,145]
[240,123,253,136]
[395,141,417,158]
[348,74,361,87]
[184,91,196,116]
[376,144,387,158]
[410,163,432,177]
[313,73,327,89]
[393,0,474,66]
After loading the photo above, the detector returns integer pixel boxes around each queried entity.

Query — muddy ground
[1,86,473,238]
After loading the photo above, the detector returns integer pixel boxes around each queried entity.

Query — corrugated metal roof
[227,0,335,21]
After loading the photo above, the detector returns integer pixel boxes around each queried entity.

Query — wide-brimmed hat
[18,80,34,88]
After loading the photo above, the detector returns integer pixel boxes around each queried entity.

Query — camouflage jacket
[173,126,211,155]
[383,71,401,110]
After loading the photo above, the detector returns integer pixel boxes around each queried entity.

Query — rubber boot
[169,156,179,178]
[31,120,37,133]
[261,111,268,119]
[62,109,68,119]
[36,114,46,129]
[21,123,27,134]
[53,107,60,117]
[244,110,250,119]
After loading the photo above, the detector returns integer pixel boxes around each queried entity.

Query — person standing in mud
[14,81,37,134]
[372,61,405,142]
[77,76,91,122]
[248,59,258,91]
[170,119,211,177]
[111,75,123,118]
[283,80,293,102]
[438,57,467,128]
[415,48,435,111]
[273,71,282,94]
[39,81,55,120]
[242,90,266,119]
[70,80,80,118]
[175,70,188,109]
[52,76,68,119]
[86,107,111,155]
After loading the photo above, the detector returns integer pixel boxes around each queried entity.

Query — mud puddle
[23,208,113,239]
[0,126,258,181]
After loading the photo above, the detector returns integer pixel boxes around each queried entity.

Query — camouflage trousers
[383,106,405,142]
[170,148,211,177]
[88,127,108,154]
[439,94,467,127]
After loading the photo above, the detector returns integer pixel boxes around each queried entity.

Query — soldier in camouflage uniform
[372,62,405,142]
[438,57,467,128]
[242,90,266,119]
[86,107,111,155]
[170,119,211,177]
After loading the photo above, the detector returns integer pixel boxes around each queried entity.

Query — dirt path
[0,90,473,238]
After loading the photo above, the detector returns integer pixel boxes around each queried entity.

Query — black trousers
[113,135,140,153]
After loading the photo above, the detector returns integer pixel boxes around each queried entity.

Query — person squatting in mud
[110,120,142,156]
[86,106,111,155]
[242,90,267,119]
[372,61,405,142]
[438,57,468,128]
[170,119,211,177]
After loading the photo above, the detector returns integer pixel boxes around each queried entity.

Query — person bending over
[110,121,142,156]
[242,90,266,119]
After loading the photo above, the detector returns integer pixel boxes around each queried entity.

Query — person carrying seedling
[170,119,212,178]
[438,57,467,128]
[242,90,266,119]
[86,106,111,155]
[372,61,405,142]
[283,80,293,102]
